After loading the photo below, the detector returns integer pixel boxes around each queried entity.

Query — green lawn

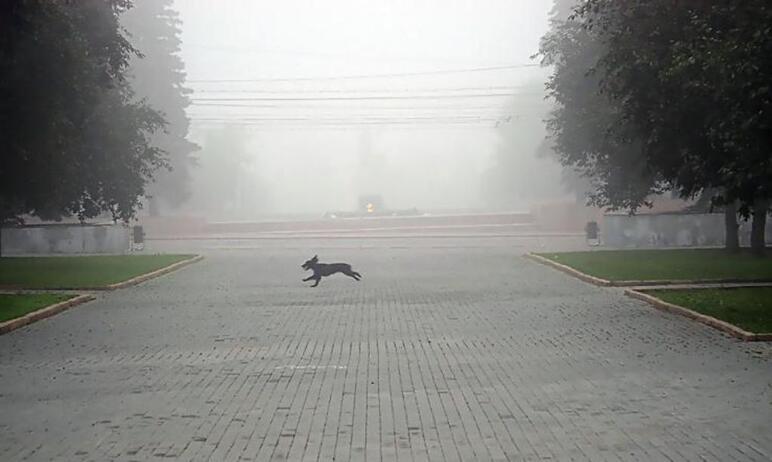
[0,294,75,323]
[648,287,772,333]
[537,249,772,282]
[0,254,194,289]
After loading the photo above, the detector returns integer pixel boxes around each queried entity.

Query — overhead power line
[182,42,514,67]
[187,112,516,119]
[189,92,536,103]
[188,115,511,122]
[186,63,540,83]
[190,85,528,94]
[190,120,502,127]
[186,114,520,130]
[187,102,520,109]
[185,102,546,112]
[188,122,499,131]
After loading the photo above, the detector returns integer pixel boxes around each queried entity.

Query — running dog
[301,255,362,287]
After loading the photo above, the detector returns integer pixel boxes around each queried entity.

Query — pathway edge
[524,253,772,288]
[625,289,772,342]
[0,294,95,335]
[106,254,204,290]
[523,253,613,286]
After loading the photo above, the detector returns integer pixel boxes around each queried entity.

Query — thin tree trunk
[750,198,768,257]
[724,201,739,252]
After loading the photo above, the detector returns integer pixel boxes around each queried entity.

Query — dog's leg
[302,275,314,282]
[343,270,361,281]
[311,277,321,287]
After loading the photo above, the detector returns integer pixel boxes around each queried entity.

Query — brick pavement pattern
[1,243,771,461]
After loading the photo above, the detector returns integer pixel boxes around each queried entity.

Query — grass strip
[0,254,195,289]
[647,287,772,333]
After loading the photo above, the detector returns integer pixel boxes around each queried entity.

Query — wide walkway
[1,240,770,461]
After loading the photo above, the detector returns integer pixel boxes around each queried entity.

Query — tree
[686,189,740,252]
[576,0,772,254]
[540,0,771,254]
[482,81,567,209]
[0,0,166,227]
[121,0,198,215]
[187,126,254,218]
[538,1,665,213]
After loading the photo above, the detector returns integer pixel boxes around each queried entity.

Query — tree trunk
[750,198,769,257]
[724,202,739,252]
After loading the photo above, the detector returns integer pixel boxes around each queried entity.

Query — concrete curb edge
[523,253,613,286]
[625,288,772,342]
[0,294,95,335]
[524,253,772,288]
[617,277,772,287]
[0,255,204,292]
[106,254,204,290]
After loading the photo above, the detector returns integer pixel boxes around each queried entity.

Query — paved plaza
[1,238,770,461]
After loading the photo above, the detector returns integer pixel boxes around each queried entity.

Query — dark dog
[301,255,361,287]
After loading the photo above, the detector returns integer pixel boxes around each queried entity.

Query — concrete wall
[602,213,772,248]
[1,224,130,255]
[204,212,534,234]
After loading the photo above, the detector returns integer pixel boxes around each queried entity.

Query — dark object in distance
[133,225,145,244]
[585,221,599,240]
[585,220,601,247]
[301,255,362,288]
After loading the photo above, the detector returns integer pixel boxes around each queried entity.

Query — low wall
[603,213,772,248]
[1,224,130,255]
[204,212,534,234]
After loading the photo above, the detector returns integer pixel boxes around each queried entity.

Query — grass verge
[0,254,195,289]
[0,294,75,323]
[536,248,772,282]
[647,287,772,333]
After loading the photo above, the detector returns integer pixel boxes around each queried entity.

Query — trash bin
[132,225,145,244]
[132,225,145,251]
[585,221,600,246]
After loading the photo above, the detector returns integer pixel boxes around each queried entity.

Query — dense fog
[144,0,570,219]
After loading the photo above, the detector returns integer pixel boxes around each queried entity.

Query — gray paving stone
[1,242,770,461]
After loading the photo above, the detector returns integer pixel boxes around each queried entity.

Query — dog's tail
[352,271,362,278]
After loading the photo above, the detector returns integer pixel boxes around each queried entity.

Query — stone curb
[524,253,772,288]
[105,254,203,290]
[628,281,772,291]
[617,277,772,287]
[625,289,772,342]
[0,255,204,292]
[0,294,95,335]
[523,253,613,286]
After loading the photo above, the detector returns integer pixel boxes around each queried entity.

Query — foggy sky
[172,0,563,218]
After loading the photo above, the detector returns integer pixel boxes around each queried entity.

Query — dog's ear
[313,254,318,260]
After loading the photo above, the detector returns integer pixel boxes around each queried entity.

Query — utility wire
[186,63,540,83]
[188,116,511,122]
[187,102,524,109]
[190,85,529,94]
[190,120,501,126]
[189,123,497,131]
[189,92,536,102]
